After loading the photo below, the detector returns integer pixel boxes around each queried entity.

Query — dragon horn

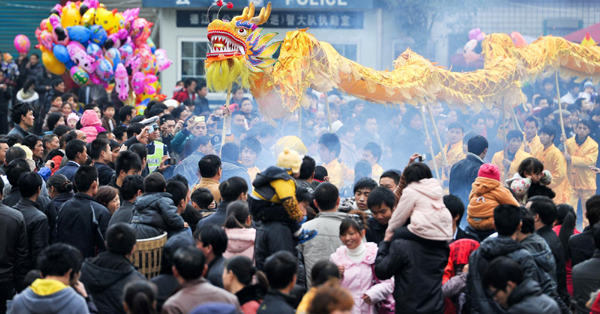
[233,2,253,22]
[250,2,271,26]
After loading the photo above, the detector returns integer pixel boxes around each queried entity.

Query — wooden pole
[325,92,332,133]
[420,105,440,180]
[510,105,522,132]
[298,107,302,138]
[220,85,232,155]
[501,98,508,183]
[426,103,449,167]
[555,72,567,153]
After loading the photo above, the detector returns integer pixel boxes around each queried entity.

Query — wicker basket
[129,232,167,279]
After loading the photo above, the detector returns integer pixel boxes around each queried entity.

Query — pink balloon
[14,35,31,54]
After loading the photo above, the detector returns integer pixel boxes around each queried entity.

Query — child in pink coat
[223,201,256,260]
[330,211,394,314]
[80,109,106,143]
[385,162,453,241]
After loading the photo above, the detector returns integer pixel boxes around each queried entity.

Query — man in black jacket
[56,166,110,258]
[366,187,395,245]
[195,225,227,288]
[483,257,560,314]
[570,195,600,267]
[449,135,488,213]
[91,138,114,186]
[257,251,298,314]
[80,223,144,314]
[12,172,48,276]
[527,197,570,307]
[465,205,556,314]
[0,179,27,313]
[572,226,600,314]
[196,176,248,231]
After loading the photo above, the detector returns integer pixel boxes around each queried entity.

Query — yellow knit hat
[277,148,302,173]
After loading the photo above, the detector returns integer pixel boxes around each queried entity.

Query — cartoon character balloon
[155,49,172,72]
[71,66,90,85]
[67,42,97,73]
[61,2,81,28]
[14,35,30,54]
[114,63,129,101]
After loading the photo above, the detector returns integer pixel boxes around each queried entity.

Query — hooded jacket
[467,177,519,231]
[79,252,145,314]
[505,279,561,314]
[130,192,185,239]
[80,110,106,143]
[224,228,256,260]
[10,278,89,314]
[387,178,453,241]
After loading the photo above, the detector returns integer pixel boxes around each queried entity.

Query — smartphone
[212,116,221,122]
[417,156,423,162]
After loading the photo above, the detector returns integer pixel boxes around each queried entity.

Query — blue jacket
[221,160,252,193]
[449,153,484,207]
[54,161,80,182]
[173,151,205,188]
[171,129,193,155]
[93,162,114,186]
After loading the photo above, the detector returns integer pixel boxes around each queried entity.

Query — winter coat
[224,228,256,260]
[569,226,596,268]
[93,162,114,186]
[330,243,394,314]
[173,151,205,188]
[13,198,48,275]
[0,204,28,287]
[449,153,484,208]
[130,192,185,239]
[536,225,570,307]
[79,252,145,314]
[52,191,74,211]
[100,116,116,132]
[374,229,449,314]
[572,250,600,314]
[256,289,296,314]
[505,279,561,314]
[387,178,453,241]
[171,129,194,155]
[221,160,253,193]
[366,217,386,245]
[254,220,296,272]
[161,278,241,314]
[80,110,106,143]
[206,255,226,288]
[10,278,89,314]
[4,187,56,245]
[55,193,110,258]
[54,161,80,182]
[7,124,31,139]
[467,177,519,231]
[108,201,135,227]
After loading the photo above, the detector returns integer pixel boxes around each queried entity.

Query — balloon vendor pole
[298,107,302,137]
[555,72,568,153]
[420,104,440,180]
[425,103,449,169]
[325,92,333,133]
[220,85,232,155]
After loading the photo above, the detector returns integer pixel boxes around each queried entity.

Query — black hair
[483,257,524,291]
[11,103,33,124]
[144,172,166,193]
[6,146,26,165]
[528,197,557,226]
[589,195,600,225]
[353,177,377,195]
[264,251,298,290]
[314,166,328,182]
[556,204,576,225]
[22,78,35,91]
[127,123,144,138]
[524,116,539,128]
[160,114,175,125]
[404,162,433,185]
[446,122,464,133]
[116,151,142,176]
[120,175,144,201]
[129,143,148,161]
[340,210,369,235]
[225,255,269,291]
[49,93,62,103]
[52,125,72,138]
[314,182,339,211]
[74,165,98,192]
[199,154,221,178]
[240,136,262,156]
[166,181,188,208]
[380,170,401,185]
[90,138,109,161]
[594,226,600,251]
[184,78,197,88]
[65,139,86,160]
[118,106,136,123]
[577,119,592,130]
[173,246,206,281]
[22,134,40,152]
[191,187,214,209]
[106,223,137,255]
[494,204,522,236]
[468,135,488,155]
[318,133,341,157]
[517,157,544,178]
[538,124,556,140]
[113,126,127,141]
[224,200,250,229]
[219,177,248,202]
[535,96,551,107]
[47,112,64,131]
[311,260,340,287]
[519,207,535,234]
[367,187,395,210]
[221,142,240,163]
[527,183,556,199]
[299,155,316,180]
[188,135,212,154]
[131,115,145,124]
[443,194,465,222]
[506,130,524,142]
[6,158,30,186]
[19,172,43,198]
[37,243,82,278]
[60,131,78,149]
[363,142,382,162]
[469,114,485,126]
[195,224,228,257]
[6,134,22,147]
[96,132,109,140]
[123,281,158,314]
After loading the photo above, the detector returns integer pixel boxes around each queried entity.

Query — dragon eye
[237,28,247,36]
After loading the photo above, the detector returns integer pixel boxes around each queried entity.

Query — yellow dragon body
[205,2,600,119]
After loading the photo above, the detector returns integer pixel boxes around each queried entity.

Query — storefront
[142,0,391,99]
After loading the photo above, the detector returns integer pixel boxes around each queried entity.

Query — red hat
[478,163,500,181]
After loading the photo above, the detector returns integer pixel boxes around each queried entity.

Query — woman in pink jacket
[80,109,106,143]
[223,201,256,260]
[330,211,395,314]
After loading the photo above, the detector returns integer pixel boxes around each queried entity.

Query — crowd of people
[0,53,600,314]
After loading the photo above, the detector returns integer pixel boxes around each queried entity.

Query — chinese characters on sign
[177,10,363,29]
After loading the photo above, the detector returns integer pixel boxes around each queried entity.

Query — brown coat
[467,177,519,231]
[161,278,241,314]
[101,116,116,132]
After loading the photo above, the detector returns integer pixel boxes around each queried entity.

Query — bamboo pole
[220,85,232,155]
[510,105,522,132]
[501,98,508,183]
[325,92,332,133]
[298,107,302,138]
[426,103,449,167]
[555,72,567,153]
[420,105,440,180]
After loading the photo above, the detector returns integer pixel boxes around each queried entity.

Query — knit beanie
[67,112,79,123]
[277,148,302,173]
[478,163,500,181]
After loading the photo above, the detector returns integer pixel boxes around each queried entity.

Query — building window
[181,40,209,80]
[330,43,358,61]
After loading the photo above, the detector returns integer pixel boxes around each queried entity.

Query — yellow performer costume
[433,140,466,182]
[522,134,544,158]
[491,150,531,182]
[534,145,570,204]
[566,136,598,227]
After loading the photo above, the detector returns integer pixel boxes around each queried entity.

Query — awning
[564,22,600,43]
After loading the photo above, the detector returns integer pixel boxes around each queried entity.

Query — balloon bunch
[34,0,172,111]
[463,28,487,65]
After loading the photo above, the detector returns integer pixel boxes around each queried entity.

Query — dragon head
[205,2,281,92]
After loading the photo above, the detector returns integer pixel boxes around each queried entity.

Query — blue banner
[144,0,374,9]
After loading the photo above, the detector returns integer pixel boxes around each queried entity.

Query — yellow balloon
[42,50,66,75]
